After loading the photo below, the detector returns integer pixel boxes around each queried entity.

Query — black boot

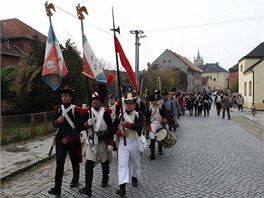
[116,183,126,196]
[132,176,138,187]
[79,160,94,196]
[48,187,61,196]
[70,161,80,187]
[149,139,155,160]
[101,160,110,187]
[79,187,91,197]
[158,142,163,155]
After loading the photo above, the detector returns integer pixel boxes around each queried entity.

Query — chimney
[216,62,219,66]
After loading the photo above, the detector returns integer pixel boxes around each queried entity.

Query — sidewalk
[230,107,264,127]
[1,109,263,182]
[0,135,55,181]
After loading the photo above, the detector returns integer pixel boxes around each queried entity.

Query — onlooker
[221,93,231,120]
[237,94,244,112]
[215,92,222,116]
[251,102,257,117]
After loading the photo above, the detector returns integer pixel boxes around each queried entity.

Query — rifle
[48,129,59,156]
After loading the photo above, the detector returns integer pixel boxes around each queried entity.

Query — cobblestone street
[1,109,264,198]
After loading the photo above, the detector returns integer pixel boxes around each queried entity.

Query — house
[198,62,229,91]
[228,64,238,92]
[1,18,46,67]
[1,18,46,112]
[238,42,264,110]
[149,49,202,92]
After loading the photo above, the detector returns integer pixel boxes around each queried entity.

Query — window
[213,78,216,81]
[249,81,252,96]
[240,65,243,72]
[244,82,247,96]
[169,60,171,63]
[163,60,165,63]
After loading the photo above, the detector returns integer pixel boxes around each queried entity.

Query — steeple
[194,49,204,65]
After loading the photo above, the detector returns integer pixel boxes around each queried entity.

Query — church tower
[194,49,204,66]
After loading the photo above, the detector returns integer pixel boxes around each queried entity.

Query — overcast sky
[1,0,264,71]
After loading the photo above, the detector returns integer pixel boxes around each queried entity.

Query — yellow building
[198,62,229,91]
[238,42,264,110]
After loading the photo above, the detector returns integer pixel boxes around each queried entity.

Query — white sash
[91,107,105,145]
[61,104,75,129]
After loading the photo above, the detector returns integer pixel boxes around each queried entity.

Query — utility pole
[130,30,146,91]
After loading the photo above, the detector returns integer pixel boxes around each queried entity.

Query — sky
[1,0,264,71]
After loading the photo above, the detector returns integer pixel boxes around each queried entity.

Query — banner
[81,25,106,84]
[42,22,68,91]
[114,36,138,95]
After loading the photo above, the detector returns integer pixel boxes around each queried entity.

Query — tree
[143,67,180,93]
[231,78,238,93]
[1,38,117,114]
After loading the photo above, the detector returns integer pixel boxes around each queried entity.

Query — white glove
[87,117,96,126]
[107,145,113,152]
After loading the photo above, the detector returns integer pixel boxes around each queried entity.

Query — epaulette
[82,107,89,114]
[105,107,112,114]
[54,105,59,111]
[74,106,82,112]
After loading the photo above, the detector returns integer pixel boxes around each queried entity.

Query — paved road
[1,108,264,198]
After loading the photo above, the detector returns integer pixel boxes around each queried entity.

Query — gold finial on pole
[45,1,56,17]
[76,4,88,21]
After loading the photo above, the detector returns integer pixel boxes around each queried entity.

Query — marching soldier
[145,90,167,160]
[113,90,145,197]
[106,93,121,122]
[48,85,83,196]
[79,84,114,197]
[106,93,121,152]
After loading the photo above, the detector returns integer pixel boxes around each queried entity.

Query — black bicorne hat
[61,84,75,101]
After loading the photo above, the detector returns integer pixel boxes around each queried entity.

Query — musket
[48,128,59,156]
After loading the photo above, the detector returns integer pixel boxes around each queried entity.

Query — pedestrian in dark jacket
[222,93,231,120]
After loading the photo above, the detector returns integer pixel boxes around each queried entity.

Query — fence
[1,111,55,145]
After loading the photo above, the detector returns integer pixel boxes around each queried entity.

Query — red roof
[1,18,46,42]
[174,52,203,73]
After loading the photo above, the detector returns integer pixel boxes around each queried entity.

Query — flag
[42,22,68,91]
[81,25,106,84]
[114,36,138,95]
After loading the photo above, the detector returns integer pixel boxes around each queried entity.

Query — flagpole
[111,7,126,146]
[76,4,96,146]
[76,4,91,109]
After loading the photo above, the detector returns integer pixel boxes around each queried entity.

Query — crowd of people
[48,84,247,197]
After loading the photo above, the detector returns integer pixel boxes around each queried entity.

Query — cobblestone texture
[1,108,264,198]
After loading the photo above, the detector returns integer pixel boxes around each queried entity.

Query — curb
[1,155,55,183]
[242,115,264,128]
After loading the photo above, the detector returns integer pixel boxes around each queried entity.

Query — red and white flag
[81,25,106,84]
[42,22,68,91]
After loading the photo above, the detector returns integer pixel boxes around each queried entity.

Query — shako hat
[91,83,107,103]
[124,91,137,102]
[148,90,161,101]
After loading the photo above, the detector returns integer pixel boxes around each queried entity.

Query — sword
[48,128,59,156]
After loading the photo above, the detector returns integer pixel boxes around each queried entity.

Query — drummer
[145,90,167,160]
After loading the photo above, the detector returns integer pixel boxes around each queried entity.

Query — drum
[155,128,168,142]
[160,131,177,148]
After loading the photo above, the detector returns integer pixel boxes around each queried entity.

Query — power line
[145,15,264,33]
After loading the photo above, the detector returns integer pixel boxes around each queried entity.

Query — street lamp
[130,30,146,90]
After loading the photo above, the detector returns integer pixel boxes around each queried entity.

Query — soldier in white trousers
[113,91,145,197]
